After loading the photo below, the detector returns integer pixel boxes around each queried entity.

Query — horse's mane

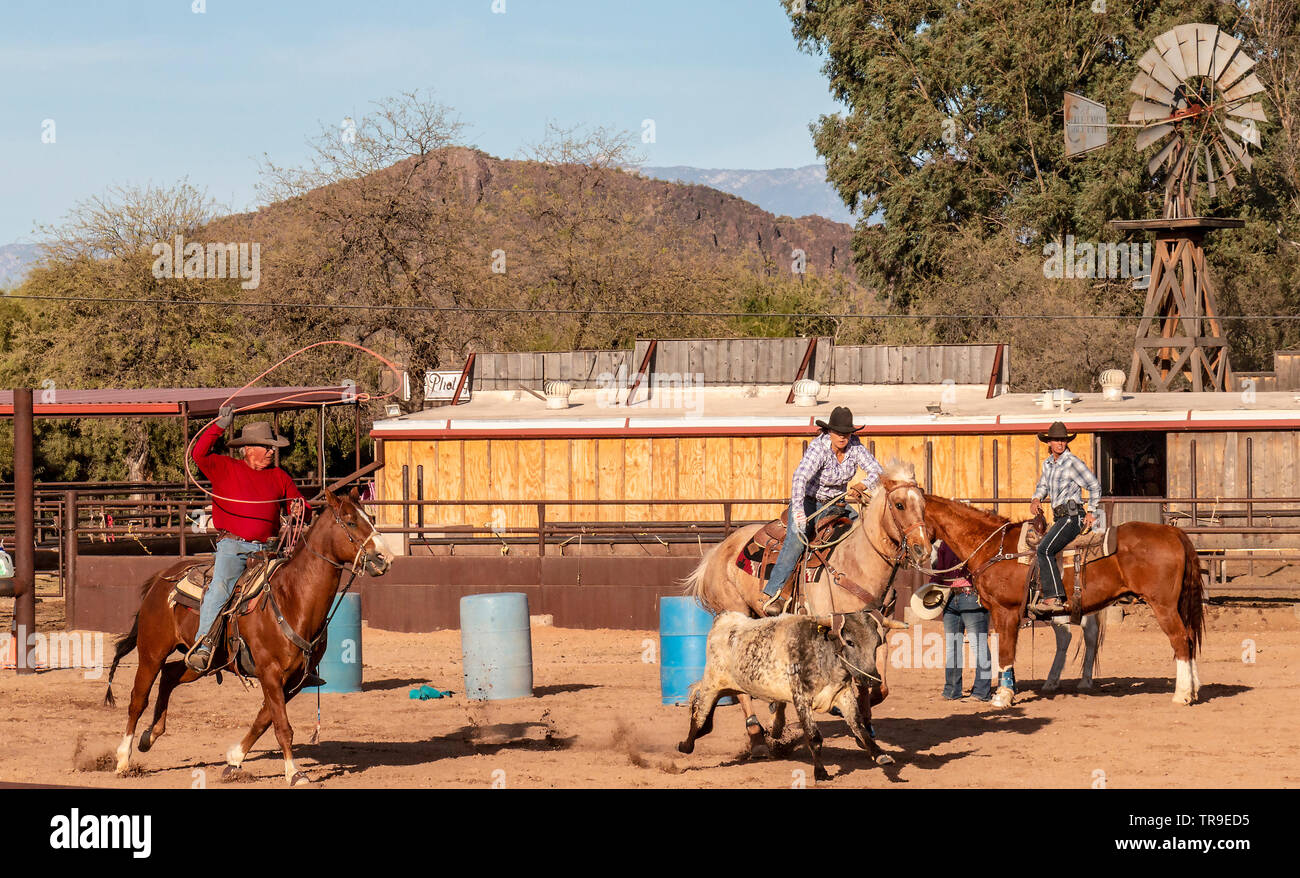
[881,458,917,484]
[924,494,1011,528]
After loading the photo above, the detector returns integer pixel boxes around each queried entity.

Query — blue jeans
[943,592,992,700]
[196,538,265,642]
[1036,512,1083,600]
[762,496,857,597]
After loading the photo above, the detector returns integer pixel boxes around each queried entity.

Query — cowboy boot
[185,622,223,673]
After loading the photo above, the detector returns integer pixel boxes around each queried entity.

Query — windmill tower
[1065,23,1266,392]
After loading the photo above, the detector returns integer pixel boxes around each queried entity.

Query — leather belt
[214,530,265,545]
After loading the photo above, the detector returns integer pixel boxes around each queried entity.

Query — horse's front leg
[224,701,273,781]
[260,672,308,786]
[990,606,1020,708]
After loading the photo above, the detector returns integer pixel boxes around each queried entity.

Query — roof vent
[791,378,820,406]
[543,380,573,410]
[1100,369,1125,401]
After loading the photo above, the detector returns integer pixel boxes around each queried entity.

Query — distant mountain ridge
[0,243,40,289]
[639,164,858,225]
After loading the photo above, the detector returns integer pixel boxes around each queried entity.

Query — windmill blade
[1223,117,1261,148]
[1149,135,1182,176]
[1173,24,1202,79]
[1215,141,1239,188]
[1155,30,1190,81]
[1130,100,1175,122]
[1135,123,1174,152]
[1138,47,1183,93]
[1223,73,1265,102]
[1130,71,1176,106]
[1204,145,1218,198]
[1228,101,1268,122]
[1218,123,1254,171]
[1217,52,1256,92]
[1211,32,1242,81]
[1194,24,1219,76]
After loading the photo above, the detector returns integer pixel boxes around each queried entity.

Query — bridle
[864,482,929,567]
[267,500,387,695]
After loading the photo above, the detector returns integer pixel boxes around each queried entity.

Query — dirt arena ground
[3,576,1298,789]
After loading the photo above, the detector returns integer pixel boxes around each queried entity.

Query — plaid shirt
[1032,450,1102,515]
[790,433,883,529]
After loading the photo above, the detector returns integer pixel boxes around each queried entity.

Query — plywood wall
[376,432,1095,528]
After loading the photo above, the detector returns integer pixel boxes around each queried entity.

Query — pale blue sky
[0,0,843,243]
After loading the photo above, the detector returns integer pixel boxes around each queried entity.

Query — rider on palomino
[761,406,883,617]
[187,405,313,674]
[1028,421,1102,613]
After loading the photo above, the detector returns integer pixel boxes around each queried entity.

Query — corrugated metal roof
[0,385,357,418]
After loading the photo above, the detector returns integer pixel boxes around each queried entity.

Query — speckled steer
[677,609,902,781]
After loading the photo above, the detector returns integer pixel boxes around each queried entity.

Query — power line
[3,291,1300,321]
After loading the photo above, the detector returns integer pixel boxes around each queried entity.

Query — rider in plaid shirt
[762,406,883,615]
[1029,421,1102,612]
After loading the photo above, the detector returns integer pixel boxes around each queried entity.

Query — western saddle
[1018,516,1119,623]
[736,507,876,614]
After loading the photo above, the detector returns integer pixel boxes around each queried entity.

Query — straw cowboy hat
[815,406,864,435]
[227,421,290,448]
[1037,421,1077,443]
[909,581,950,621]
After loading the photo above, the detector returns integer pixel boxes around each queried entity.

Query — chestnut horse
[681,461,929,754]
[923,495,1205,707]
[104,488,393,785]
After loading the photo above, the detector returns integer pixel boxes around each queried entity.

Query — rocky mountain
[0,243,40,289]
[639,164,859,225]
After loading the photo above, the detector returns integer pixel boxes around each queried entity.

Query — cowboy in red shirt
[186,405,309,673]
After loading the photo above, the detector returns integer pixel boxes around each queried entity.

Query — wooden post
[786,337,818,404]
[317,405,326,489]
[63,491,77,629]
[12,389,35,675]
[624,340,658,406]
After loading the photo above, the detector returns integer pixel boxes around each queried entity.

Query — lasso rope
[183,340,406,506]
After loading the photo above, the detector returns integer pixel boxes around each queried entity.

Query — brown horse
[681,461,929,753]
[922,495,1205,707]
[104,488,393,785]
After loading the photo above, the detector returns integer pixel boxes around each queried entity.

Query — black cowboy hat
[227,421,290,449]
[1037,421,1077,443]
[815,406,864,435]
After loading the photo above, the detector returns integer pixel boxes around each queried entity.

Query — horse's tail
[1176,528,1206,659]
[103,612,140,708]
[679,549,720,614]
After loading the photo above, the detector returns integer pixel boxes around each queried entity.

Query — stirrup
[762,592,787,617]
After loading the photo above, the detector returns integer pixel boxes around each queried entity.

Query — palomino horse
[104,488,393,785]
[923,495,1204,707]
[681,461,930,754]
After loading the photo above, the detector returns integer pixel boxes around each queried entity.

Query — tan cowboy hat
[227,421,290,448]
[1037,421,1077,443]
[815,406,864,434]
[909,582,950,621]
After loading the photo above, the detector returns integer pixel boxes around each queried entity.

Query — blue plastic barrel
[659,596,734,706]
[460,593,534,701]
[315,592,362,694]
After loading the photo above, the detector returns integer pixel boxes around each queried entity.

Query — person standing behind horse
[187,405,310,673]
[932,540,992,701]
[1028,421,1102,613]
[762,406,883,616]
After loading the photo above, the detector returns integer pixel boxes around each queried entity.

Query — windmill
[1064,23,1266,392]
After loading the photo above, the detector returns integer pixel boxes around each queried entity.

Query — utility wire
[5,292,1300,321]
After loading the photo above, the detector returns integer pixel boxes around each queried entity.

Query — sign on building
[424,370,470,402]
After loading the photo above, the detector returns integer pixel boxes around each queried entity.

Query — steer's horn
[881,617,910,630]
